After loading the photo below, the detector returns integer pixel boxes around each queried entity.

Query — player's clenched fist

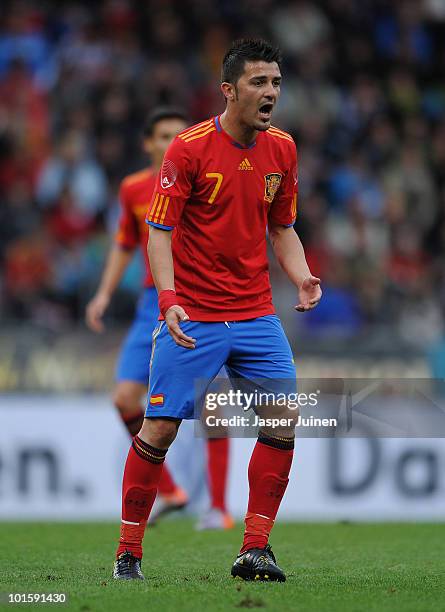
[165,306,197,349]
[295,276,322,312]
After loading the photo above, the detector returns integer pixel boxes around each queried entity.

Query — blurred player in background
[86,108,233,529]
[113,40,321,582]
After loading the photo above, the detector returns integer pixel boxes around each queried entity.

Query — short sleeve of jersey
[115,181,138,249]
[145,137,193,230]
[267,141,298,228]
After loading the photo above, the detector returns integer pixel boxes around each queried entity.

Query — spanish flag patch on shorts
[150,394,164,406]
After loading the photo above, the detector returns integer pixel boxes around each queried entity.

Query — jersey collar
[214,115,257,150]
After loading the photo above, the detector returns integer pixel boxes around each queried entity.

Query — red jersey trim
[146,220,174,231]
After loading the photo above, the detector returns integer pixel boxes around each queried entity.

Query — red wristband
[158,289,179,317]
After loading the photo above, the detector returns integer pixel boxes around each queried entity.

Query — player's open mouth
[259,103,273,119]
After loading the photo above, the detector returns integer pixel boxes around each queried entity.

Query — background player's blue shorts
[115,286,159,384]
[146,315,296,419]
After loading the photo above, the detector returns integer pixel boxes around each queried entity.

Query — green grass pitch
[1,521,444,611]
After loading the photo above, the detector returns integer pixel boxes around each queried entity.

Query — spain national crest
[264,173,282,203]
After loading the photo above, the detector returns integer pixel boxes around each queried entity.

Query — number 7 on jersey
[205,172,223,204]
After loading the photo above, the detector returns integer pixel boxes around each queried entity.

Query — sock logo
[267,478,289,499]
[125,487,150,520]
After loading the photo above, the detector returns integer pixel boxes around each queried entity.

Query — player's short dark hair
[143,107,188,137]
[221,39,282,85]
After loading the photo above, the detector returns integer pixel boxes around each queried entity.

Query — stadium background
[1,0,445,522]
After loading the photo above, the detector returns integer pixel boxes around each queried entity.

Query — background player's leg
[207,438,229,513]
[116,417,181,559]
[196,367,234,530]
[196,438,235,531]
[113,380,145,436]
[195,438,234,530]
[157,462,180,496]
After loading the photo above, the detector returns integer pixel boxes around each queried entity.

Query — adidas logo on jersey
[238,158,253,171]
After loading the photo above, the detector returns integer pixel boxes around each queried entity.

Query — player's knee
[255,404,299,439]
[140,418,180,449]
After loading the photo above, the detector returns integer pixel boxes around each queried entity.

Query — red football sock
[157,463,177,496]
[241,434,294,553]
[116,435,167,559]
[207,438,229,512]
[120,409,144,437]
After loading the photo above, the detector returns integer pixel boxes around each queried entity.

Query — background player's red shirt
[146,116,298,320]
[116,168,156,288]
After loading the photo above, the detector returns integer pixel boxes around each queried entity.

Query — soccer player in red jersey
[113,40,322,582]
[86,108,233,527]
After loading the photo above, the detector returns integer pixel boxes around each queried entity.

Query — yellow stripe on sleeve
[291,193,297,218]
[148,193,159,219]
[159,197,170,225]
[153,194,165,223]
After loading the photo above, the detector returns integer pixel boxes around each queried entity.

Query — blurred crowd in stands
[1,0,445,350]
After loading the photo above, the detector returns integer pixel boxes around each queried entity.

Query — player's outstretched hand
[86,292,110,333]
[295,276,322,312]
[165,306,196,349]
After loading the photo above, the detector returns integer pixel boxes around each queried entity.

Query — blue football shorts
[145,315,296,419]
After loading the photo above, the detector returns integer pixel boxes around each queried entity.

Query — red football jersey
[146,116,297,320]
[115,168,156,288]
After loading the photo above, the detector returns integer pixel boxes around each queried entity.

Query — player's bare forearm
[269,224,311,288]
[97,245,134,298]
[148,226,196,348]
[148,226,175,291]
[269,224,322,311]
[86,245,133,332]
